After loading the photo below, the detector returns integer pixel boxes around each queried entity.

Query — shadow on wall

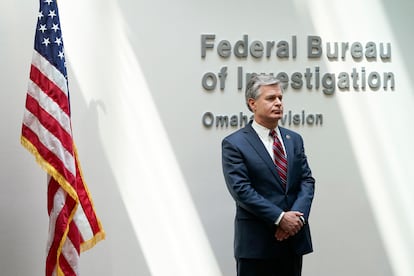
[68,69,151,276]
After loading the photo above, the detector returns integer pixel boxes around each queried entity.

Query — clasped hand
[275,211,304,241]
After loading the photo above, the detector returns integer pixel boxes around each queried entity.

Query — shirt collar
[252,120,281,140]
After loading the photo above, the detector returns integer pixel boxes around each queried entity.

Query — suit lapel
[243,124,282,185]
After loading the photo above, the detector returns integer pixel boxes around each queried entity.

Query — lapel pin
[286,134,291,139]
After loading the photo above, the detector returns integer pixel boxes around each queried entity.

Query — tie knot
[269,129,277,138]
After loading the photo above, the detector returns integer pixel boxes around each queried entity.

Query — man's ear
[247,98,255,111]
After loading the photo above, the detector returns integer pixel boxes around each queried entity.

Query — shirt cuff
[274,212,285,226]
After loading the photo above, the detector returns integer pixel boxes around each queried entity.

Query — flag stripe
[22,123,76,183]
[67,222,81,256]
[27,79,71,135]
[46,183,67,255]
[22,108,76,176]
[24,93,73,153]
[73,202,94,242]
[47,175,61,214]
[30,64,70,115]
[52,196,77,276]
[74,159,102,238]
[46,185,77,276]
[31,50,68,97]
[59,242,79,275]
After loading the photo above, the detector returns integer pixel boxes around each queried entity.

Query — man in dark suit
[222,74,315,276]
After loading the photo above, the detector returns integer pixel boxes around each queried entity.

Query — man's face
[249,84,283,128]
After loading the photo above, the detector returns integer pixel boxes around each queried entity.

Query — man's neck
[254,118,278,130]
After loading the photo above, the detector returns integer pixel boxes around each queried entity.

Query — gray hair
[245,74,283,112]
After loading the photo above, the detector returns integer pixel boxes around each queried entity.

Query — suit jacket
[222,122,315,258]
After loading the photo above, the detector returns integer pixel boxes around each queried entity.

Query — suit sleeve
[222,137,283,225]
[290,135,315,221]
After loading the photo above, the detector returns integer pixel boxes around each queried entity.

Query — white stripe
[46,185,67,254]
[73,202,94,242]
[22,109,76,176]
[27,79,72,135]
[62,237,80,275]
[31,50,68,97]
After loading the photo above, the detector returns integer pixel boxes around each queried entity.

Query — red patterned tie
[270,130,287,187]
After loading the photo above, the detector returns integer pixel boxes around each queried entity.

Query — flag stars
[34,4,68,72]
[42,37,51,46]
[54,37,62,46]
[58,51,65,60]
[51,23,60,32]
[39,24,47,33]
[48,10,57,19]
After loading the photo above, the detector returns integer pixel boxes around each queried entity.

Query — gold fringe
[21,136,106,272]
[22,136,78,276]
[80,230,106,252]
[21,136,79,202]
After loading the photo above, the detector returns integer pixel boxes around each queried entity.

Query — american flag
[21,1,105,275]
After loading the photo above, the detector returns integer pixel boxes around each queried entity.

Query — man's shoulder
[223,124,252,141]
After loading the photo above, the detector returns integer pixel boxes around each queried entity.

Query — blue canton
[34,0,67,78]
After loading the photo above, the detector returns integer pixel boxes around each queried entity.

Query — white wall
[1,0,413,275]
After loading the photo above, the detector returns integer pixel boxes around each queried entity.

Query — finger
[294,211,304,217]
[278,233,289,241]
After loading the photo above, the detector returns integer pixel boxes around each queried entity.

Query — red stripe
[22,125,75,185]
[277,169,287,179]
[75,160,101,236]
[275,165,287,176]
[273,147,286,159]
[58,221,81,276]
[275,161,287,174]
[30,64,70,115]
[272,136,288,184]
[25,94,73,154]
[46,182,62,276]
[55,211,80,276]
[68,220,81,255]
[46,188,77,276]
[275,160,287,171]
[59,251,77,276]
[48,177,60,215]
